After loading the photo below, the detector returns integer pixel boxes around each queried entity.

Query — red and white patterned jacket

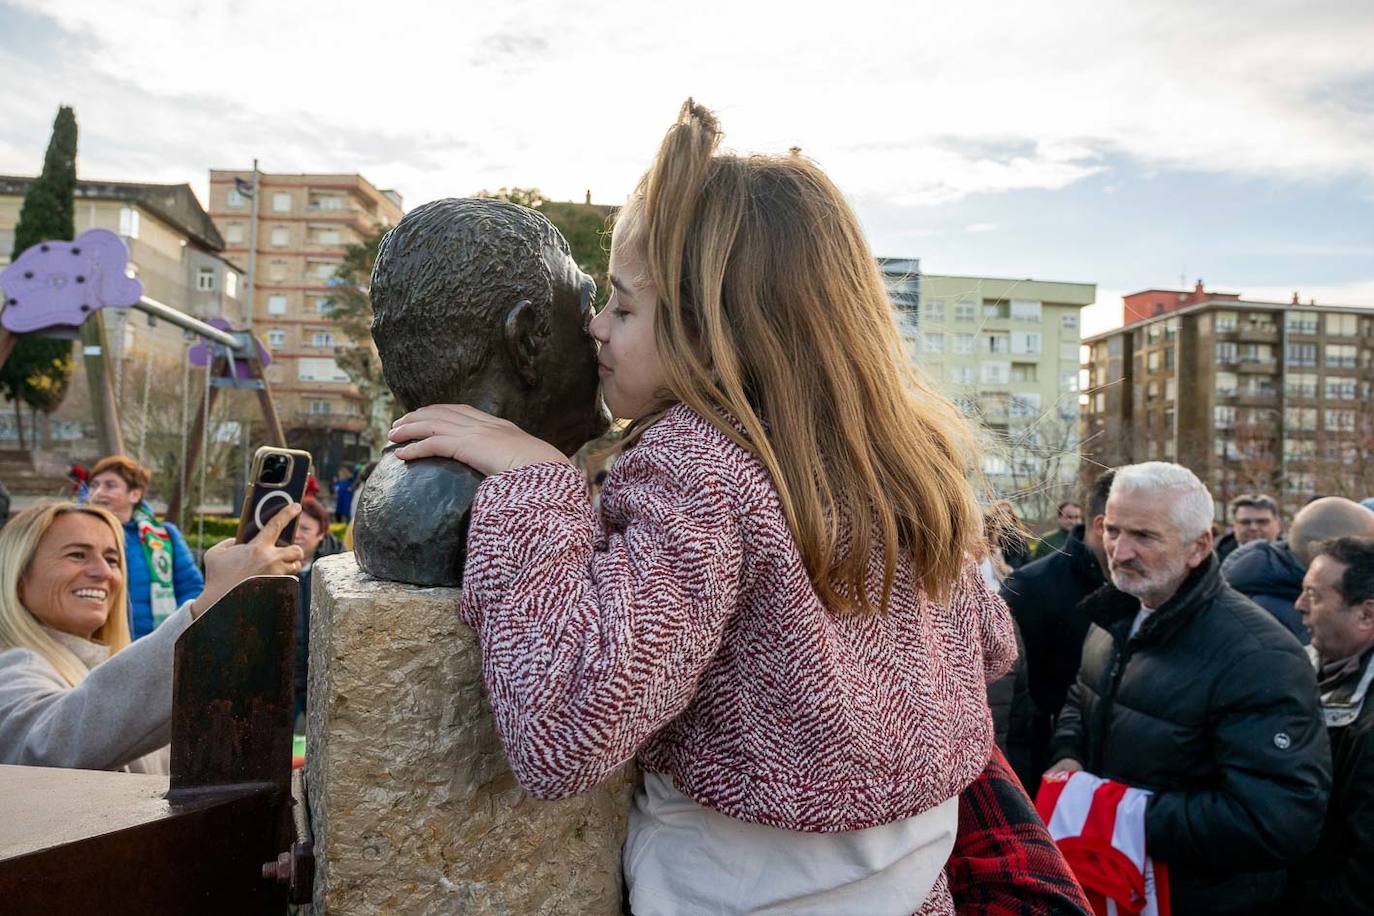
[460,403,1016,832]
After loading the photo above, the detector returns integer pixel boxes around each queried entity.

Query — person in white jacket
[0,499,303,773]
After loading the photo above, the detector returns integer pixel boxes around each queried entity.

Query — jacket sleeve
[1047,679,1089,769]
[1291,726,1374,914]
[945,745,1093,915]
[1146,646,1331,869]
[458,456,744,800]
[0,603,194,770]
[1000,570,1054,716]
[166,523,205,605]
[962,563,1015,683]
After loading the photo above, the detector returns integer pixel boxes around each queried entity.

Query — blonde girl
[391,101,1015,915]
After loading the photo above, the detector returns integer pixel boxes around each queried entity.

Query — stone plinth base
[307,553,632,914]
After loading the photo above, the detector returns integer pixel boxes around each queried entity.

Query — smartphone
[236,446,313,547]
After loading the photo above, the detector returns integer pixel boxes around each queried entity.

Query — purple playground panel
[188,316,272,379]
[0,229,143,333]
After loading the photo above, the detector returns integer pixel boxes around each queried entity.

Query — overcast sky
[2,0,1371,333]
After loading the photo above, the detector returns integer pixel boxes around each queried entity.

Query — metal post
[245,161,259,333]
[81,312,126,457]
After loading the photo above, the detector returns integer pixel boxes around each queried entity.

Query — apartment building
[878,256,921,351]
[917,274,1096,515]
[1081,293,1374,516]
[0,176,245,450]
[207,170,403,477]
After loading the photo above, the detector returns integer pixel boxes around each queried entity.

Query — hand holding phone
[237,447,314,547]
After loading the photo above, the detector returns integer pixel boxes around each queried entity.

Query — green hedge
[181,516,347,554]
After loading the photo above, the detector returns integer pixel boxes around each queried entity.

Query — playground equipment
[0,228,284,520]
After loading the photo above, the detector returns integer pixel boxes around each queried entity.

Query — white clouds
[0,0,1371,212]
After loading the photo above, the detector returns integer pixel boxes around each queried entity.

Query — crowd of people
[992,464,1374,914]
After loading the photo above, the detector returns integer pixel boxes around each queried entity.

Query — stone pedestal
[307,553,632,914]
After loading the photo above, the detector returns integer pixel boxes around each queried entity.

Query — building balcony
[1236,358,1278,373]
[1236,326,1279,343]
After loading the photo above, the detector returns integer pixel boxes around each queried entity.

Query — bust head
[370,197,608,453]
[355,199,608,586]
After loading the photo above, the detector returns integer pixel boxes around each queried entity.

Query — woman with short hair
[0,500,303,773]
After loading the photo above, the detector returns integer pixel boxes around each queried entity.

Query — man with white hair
[1047,462,1331,916]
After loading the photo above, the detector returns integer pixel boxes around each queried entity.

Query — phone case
[236,447,314,547]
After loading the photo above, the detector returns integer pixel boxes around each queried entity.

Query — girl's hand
[389,404,570,477]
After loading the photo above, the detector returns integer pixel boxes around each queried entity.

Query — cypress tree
[3,106,78,441]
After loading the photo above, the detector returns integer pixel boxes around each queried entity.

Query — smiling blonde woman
[0,500,305,773]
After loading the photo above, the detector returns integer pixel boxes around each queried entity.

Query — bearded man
[1047,462,1330,916]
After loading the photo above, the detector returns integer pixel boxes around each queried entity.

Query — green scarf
[133,501,178,629]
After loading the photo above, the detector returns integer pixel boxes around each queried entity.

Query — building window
[225,224,244,244]
[1326,313,1359,336]
[949,365,975,385]
[1010,363,1038,383]
[1165,379,1177,400]
[1325,409,1356,433]
[923,333,945,354]
[1147,351,1160,372]
[119,207,140,239]
[1215,342,1238,363]
[1010,300,1042,322]
[1061,313,1079,331]
[267,295,288,315]
[1009,393,1042,417]
[224,272,238,299]
[268,261,288,282]
[308,399,332,416]
[1010,331,1041,355]
[923,300,945,321]
[1238,343,1273,364]
[1214,406,1236,429]
[272,192,292,212]
[266,329,286,348]
[1285,372,1317,398]
[316,229,342,246]
[270,227,290,247]
[297,357,350,382]
[227,188,245,209]
[954,303,976,322]
[1285,407,1318,431]
[313,297,335,315]
[980,361,1009,384]
[1285,311,1319,335]
[951,333,974,355]
[1060,368,1078,392]
[1094,392,1106,413]
[1214,311,1238,333]
[1326,344,1358,369]
[1215,372,1238,397]
[1325,376,1357,400]
[310,195,345,211]
[196,267,216,292]
[985,334,1010,354]
[983,301,1010,320]
[311,331,335,348]
[1286,343,1318,367]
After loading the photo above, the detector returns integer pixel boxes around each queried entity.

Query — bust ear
[503,299,539,388]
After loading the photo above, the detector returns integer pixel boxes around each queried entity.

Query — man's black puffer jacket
[1050,556,1331,916]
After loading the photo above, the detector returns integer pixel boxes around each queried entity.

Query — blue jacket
[1221,538,1309,644]
[123,517,203,640]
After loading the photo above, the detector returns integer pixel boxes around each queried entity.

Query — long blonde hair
[0,502,131,687]
[621,99,985,611]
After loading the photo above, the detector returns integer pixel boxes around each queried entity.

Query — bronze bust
[353,198,608,586]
